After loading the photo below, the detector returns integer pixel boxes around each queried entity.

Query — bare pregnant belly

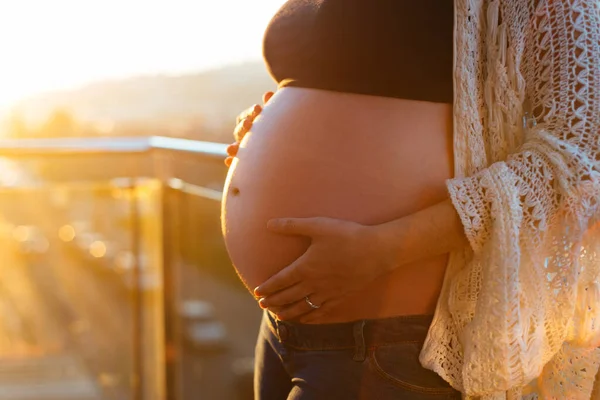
[221,88,454,322]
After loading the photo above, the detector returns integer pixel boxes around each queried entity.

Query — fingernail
[254,286,262,296]
[258,298,267,308]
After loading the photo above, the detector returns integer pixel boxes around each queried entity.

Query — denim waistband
[266,310,433,360]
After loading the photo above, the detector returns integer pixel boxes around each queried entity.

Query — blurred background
[0,1,286,399]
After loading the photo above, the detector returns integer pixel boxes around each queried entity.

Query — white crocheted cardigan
[419,0,600,399]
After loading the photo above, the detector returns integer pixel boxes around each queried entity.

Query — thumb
[267,217,335,237]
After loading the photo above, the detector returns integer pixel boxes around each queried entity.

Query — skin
[226,91,469,323]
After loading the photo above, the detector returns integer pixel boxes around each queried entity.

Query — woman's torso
[221,88,454,322]
[221,0,455,323]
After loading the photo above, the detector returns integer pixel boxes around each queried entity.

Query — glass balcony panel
[0,138,260,400]
[0,179,164,400]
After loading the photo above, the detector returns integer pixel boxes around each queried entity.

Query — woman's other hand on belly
[254,216,397,323]
[225,91,274,167]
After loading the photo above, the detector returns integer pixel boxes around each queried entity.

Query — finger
[267,292,328,316]
[233,118,252,142]
[299,297,344,323]
[259,283,308,308]
[263,303,287,314]
[267,217,334,237]
[254,255,307,297]
[236,104,262,125]
[272,293,326,321]
[235,105,252,125]
[226,142,239,157]
[249,104,263,119]
[263,91,274,104]
[234,118,253,142]
[224,157,233,167]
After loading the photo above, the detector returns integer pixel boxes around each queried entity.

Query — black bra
[263,0,454,104]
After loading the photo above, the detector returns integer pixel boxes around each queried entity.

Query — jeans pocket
[369,341,459,396]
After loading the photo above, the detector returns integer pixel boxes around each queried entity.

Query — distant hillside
[11,61,277,142]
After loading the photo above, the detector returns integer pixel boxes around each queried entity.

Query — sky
[0,0,287,107]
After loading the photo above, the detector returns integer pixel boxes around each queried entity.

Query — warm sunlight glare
[58,225,76,242]
[12,225,30,242]
[89,240,107,258]
[0,0,286,108]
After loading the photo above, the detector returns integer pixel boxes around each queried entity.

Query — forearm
[371,198,469,272]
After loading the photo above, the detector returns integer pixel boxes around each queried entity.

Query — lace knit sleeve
[448,0,600,254]
[437,0,600,398]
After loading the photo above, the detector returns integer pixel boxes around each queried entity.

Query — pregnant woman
[221,1,600,399]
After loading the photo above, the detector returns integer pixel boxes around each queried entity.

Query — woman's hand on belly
[255,200,469,322]
[254,216,396,323]
[225,91,274,167]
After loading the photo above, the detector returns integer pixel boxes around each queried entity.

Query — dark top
[263,0,454,104]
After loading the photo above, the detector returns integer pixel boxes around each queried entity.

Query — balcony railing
[0,137,260,400]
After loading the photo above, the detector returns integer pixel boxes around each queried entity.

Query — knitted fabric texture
[419,0,600,399]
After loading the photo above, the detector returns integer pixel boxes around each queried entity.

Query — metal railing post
[158,166,185,400]
[129,179,144,400]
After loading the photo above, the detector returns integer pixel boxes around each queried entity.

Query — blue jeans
[254,310,461,399]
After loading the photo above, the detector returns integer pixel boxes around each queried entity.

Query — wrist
[362,220,407,274]
[362,198,466,273]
